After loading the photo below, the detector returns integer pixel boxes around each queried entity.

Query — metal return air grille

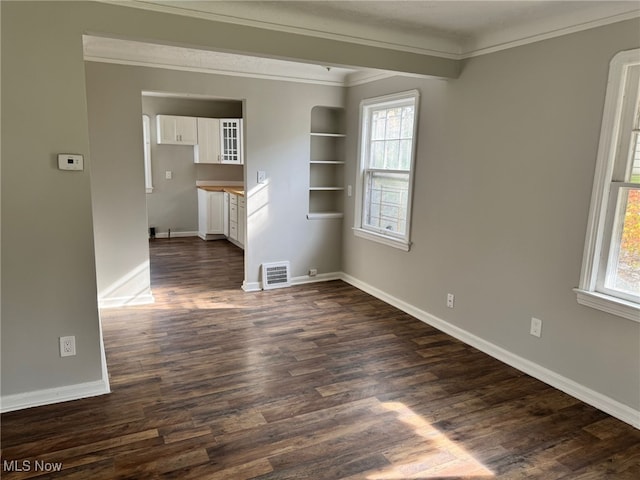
[262,262,291,290]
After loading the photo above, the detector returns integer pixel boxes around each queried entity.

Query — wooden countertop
[198,186,245,197]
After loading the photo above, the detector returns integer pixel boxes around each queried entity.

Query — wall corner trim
[0,379,111,414]
[340,273,640,430]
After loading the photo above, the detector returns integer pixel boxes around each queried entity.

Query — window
[354,90,419,251]
[577,49,640,322]
[143,115,153,193]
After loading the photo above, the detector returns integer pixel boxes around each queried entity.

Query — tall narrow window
[143,115,153,193]
[577,49,640,321]
[354,90,419,251]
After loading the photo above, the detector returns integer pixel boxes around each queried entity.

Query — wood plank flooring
[2,237,639,479]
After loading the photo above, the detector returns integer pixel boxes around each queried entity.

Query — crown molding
[89,1,640,86]
[100,0,640,62]
[462,8,640,59]
[98,0,462,59]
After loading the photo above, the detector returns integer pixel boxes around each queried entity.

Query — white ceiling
[89,1,640,86]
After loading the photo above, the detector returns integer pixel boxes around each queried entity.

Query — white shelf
[306,212,344,220]
[310,132,346,138]
[309,106,345,219]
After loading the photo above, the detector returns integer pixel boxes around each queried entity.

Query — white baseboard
[243,272,342,292]
[291,272,342,286]
[98,293,155,309]
[155,231,198,239]
[242,281,261,292]
[340,273,640,429]
[0,379,110,413]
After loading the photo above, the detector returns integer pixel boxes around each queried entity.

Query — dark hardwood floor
[2,237,639,479]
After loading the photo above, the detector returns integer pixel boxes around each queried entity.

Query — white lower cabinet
[198,189,225,240]
[238,197,245,247]
[198,189,244,248]
[228,193,245,249]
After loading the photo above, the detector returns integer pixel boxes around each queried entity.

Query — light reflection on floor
[367,402,494,479]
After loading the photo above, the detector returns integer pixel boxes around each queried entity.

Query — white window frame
[576,49,640,322]
[354,90,420,251]
[143,115,153,193]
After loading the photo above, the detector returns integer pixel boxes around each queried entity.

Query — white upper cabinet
[194,118,221,163]
[194,118,243,164]
[156,115,198,145]
[220,119,243,164]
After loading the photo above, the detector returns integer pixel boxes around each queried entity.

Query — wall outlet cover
[60,336,76,357]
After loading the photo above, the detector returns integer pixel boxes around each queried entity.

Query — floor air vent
[262,261,291,290]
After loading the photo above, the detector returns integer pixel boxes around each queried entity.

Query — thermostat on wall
[58,154,84,171]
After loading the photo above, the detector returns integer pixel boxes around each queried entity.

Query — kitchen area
[142,94,245,250]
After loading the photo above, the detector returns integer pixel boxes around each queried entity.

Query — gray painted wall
[85,60,344,305]
[1,0,637,422]
[141,96,243,235]
[342,19,640,411]
[0,0,391,398]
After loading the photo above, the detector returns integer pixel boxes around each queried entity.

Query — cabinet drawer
[229,203,238,222]
[229,222,238,240]
[238,196,245,208]
[229,194,238,206]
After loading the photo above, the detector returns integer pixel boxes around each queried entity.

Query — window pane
[370,140,385,168]
[401,106,414,138]
[372,110,387,140]
[399,139,412,170]
[364,171,409,235]
[384,140,400,169]
[386,108,402,139]
[605,187,640,297]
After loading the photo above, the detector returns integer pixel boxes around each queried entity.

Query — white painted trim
[575,289,640,323]
[462,10,640,59]
[98,0,461,59]
[98,0,639,61]
[577,49,640,318]
[0,379,110,413]
[97,311,111,403]
[98,293,155,309]
[154,231,198,239]
[353,228,411,252]
[84,55,350,87]
[242,281,261,292]
[340,273,640,429]
[242,272,342,291]
[291,272,342,286]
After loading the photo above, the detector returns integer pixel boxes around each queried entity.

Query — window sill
[574,289,640,323]
[353,227,411,251]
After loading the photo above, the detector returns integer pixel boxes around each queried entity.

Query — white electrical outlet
[257,170,267,184]
[530,317,542,338]
[309,268,317,277]
[60,336,76,357]
[165,171,172,180]
[446,293,455,308]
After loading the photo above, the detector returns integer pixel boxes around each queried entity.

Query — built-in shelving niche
[307,106,345,220]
